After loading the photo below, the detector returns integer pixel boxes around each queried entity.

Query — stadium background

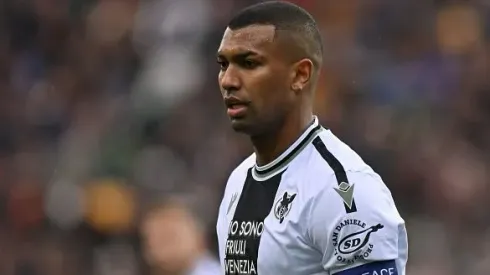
[0,0,489,274]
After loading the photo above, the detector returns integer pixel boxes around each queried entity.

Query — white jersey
[216,116,408,275]
[188,253,222,275]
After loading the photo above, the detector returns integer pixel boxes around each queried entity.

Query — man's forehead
[218,25,276,55]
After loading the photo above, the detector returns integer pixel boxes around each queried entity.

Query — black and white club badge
[274,192,296,223]
[332,219,384,264]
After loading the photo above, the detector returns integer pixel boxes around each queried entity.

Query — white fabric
[216,118,408,275]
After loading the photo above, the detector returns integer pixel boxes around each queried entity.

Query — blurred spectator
[141,197,221,275]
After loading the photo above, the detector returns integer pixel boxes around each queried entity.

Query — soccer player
[215,1,408,275]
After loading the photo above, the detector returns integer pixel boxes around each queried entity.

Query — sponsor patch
[332,219,384,264]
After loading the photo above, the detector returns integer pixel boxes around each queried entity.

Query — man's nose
[219,67,241,94]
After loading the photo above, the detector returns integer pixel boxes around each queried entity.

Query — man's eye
[243,59,258,69]
[217,60,228,70]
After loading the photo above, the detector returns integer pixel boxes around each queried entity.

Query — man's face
[217,25,296,136]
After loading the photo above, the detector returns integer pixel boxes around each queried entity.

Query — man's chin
[229,118,253,134]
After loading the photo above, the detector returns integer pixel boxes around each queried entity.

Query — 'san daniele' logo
[332,219,384,264]
[274,192,296,223]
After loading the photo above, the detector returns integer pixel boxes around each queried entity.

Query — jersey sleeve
[306,171,407,275]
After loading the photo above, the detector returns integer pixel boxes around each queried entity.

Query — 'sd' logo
[338,224,383,254]
[332,219,384,264]
[274,192,296,223]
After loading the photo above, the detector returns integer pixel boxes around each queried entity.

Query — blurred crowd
[0,0,489,274]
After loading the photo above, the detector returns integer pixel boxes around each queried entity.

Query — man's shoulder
[227,153,256,182]
[311,130,370,172]
[218,154,256,222]
[297,131,395,210]
[302,169,394,212]
[296,131,375,187]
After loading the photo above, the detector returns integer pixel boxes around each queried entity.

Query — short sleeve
[306,171,407,274]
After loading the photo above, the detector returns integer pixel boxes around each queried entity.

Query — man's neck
[251,114,314,167]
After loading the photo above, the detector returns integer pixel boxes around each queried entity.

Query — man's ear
[290,58,313,93]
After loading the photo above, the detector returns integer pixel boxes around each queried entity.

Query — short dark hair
[228,1,323,68]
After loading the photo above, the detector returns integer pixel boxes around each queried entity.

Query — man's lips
[224,97,250,118]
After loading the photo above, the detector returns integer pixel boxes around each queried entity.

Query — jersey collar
[252,116,323,181]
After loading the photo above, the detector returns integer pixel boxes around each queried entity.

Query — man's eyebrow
[216,50,259,59]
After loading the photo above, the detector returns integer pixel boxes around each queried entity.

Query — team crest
[274,192,296,223]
